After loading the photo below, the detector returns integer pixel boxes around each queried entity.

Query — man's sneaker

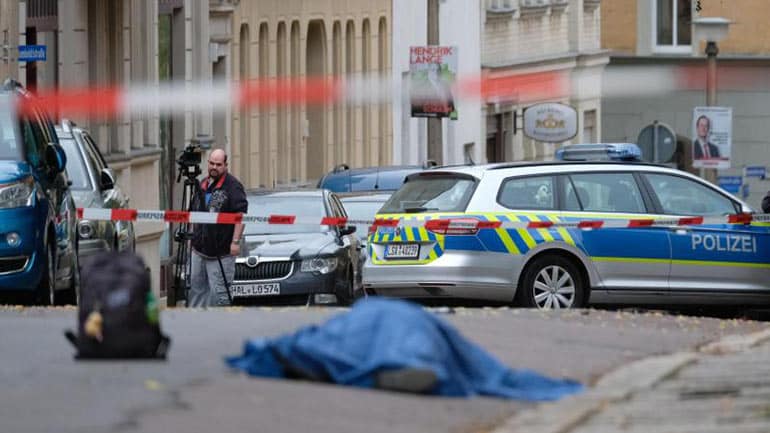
[374,368,438,394]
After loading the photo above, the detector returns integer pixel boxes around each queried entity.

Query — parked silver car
[339,191,391,292]
[56,120,135,260]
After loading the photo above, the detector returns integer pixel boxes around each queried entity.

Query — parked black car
[231,189,361,306]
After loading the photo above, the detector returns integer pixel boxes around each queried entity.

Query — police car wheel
[517,255,586,310]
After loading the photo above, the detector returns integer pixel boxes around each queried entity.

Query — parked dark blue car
[0,80,79,305]
[317,164,431,193]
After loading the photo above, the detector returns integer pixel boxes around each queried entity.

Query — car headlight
[0,177,34,209]
[78,220,96,239]
[301,256,338,274]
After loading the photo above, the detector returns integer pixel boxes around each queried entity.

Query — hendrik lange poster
[409,46,458,119]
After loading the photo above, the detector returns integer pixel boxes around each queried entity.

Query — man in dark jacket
[189,148,248,307]
[763,190,770,213]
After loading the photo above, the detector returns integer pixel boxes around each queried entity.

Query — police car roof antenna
[374,166,380,190]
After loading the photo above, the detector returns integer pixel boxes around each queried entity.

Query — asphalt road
[1,304,767,433]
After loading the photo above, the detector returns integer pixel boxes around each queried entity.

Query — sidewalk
[496,328,770,433]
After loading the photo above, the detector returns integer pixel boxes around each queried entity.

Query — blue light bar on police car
[555,143,642,162]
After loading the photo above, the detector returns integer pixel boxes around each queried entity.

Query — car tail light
[425,218,500,235]
[369,218,398,235]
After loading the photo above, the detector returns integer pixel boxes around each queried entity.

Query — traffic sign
[717,176,742,194]
[18,45,46,62]
[637,121,676,163]
[744,166,766,180]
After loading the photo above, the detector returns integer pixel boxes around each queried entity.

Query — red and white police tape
[18,65,751,118]
[77,208,770,231]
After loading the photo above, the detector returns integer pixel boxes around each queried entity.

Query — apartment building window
[654,0,691,53]
[485,0,516,21]
[487,0,514,11]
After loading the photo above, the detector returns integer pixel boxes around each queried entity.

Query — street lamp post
[705,40,718,106]
[693,17,731,183]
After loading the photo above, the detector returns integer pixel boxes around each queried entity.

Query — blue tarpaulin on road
[226,298,583,400]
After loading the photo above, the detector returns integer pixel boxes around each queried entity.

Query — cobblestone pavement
[570,338,770,433]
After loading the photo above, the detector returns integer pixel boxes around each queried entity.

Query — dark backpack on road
[65,252,170,359]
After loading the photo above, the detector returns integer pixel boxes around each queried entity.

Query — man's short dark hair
[696,115,711,129]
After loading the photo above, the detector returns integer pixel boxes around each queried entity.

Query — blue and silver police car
[363,144,769,309]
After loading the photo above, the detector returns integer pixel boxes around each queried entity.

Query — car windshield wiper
[403,206,439,213]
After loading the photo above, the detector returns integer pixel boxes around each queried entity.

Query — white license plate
[385,243,420,259]
[231,283,281,297]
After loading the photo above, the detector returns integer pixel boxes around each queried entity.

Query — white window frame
[486,0,514,11]
[652,0,692,54]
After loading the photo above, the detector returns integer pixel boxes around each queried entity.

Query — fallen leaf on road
[144,380,164,391]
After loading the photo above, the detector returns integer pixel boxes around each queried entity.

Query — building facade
[392,0,483,166]
[13,0,393,296]
[0,0,20,81]
[481,0,606,162]
[602,0,770,210]
[393,0,607,166]
[16,0,165,294]
[231,0,393,189]
[17,0,233,296]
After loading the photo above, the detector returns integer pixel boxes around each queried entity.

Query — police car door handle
[670,226,691,235]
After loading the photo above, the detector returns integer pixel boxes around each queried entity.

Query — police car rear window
[380,176,476,214]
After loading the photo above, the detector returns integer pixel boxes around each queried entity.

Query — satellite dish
[636,122,676,163]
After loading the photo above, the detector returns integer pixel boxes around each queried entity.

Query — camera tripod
[171,163,201,307]
[171,161,234,307]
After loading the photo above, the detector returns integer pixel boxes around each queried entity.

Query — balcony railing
[584,0,601,12]
[520,0,550,17]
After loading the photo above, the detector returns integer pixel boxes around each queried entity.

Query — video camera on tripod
[176,134,213,182]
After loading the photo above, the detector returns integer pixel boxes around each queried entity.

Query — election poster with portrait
[692,106,732,169]
[409,46,458,119]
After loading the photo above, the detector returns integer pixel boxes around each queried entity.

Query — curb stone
[491,327,770,433]
[698,327,770,355]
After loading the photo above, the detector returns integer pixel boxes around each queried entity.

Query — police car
[363,144,770,309]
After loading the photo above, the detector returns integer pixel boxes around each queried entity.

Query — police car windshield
[245,195,328,235]
[0,95,21,160]
[380,176,475,213]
